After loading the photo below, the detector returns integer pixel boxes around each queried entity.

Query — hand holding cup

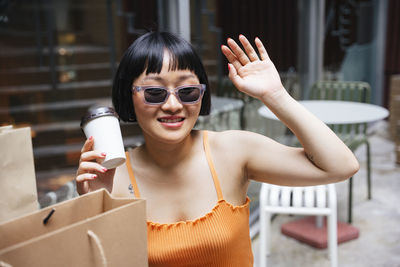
[76,136,116,195]
[77,106,126,195]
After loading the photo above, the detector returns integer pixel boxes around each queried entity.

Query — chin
[142,126,193,145]
[161,128,193,144]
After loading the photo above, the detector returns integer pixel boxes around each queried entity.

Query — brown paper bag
[0,189,148,267]
[0,125,39,223]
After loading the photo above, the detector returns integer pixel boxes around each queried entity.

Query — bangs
[144,38,199,75]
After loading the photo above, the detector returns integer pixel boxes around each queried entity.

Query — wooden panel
[216,0,298,72]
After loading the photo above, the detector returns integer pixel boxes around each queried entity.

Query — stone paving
[252,121,400,267]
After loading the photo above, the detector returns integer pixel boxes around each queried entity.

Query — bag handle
[0,232,107,267]
[87,230,108,267]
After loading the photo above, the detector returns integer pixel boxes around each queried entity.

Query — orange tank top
[126,131,254,266]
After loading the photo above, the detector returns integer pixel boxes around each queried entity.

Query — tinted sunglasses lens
[178,87,201,103]
[144,88,168,103]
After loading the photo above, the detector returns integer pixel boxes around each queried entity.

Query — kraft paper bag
[0,189,148,267]
[0,125,39,223]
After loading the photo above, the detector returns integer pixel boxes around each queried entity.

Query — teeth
[160,118,184,123]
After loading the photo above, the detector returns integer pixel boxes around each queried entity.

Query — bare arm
[221,35,359,186]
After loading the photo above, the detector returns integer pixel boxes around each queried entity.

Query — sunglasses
[132,84,206,105]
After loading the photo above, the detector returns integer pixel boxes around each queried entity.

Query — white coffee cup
[81,106,126,169]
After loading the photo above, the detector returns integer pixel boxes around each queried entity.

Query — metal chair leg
[328,212,338,267]
[366,140,372,200]
[348,176,353,223]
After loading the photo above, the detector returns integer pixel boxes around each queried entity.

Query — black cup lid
[80,106,119,128]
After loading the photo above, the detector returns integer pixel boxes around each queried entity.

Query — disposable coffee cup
[80,106,126,169]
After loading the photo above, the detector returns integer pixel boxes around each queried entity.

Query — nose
[161,92,183,113]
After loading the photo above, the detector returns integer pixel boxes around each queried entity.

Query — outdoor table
[257,100,389,245]
[258,100,389,125]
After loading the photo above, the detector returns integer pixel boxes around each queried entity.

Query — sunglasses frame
[132,84,206,105]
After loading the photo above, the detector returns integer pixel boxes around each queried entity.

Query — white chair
[259,183,338,267]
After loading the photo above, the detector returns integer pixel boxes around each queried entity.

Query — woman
[76,31,359,266]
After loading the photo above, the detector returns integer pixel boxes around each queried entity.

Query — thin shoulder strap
[203,131,224,200]
[125,151,141,198]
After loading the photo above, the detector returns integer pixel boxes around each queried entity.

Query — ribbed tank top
[125,131,254,266]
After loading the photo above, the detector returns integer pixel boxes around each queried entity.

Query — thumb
[228,64,244,90]
[76,180,89,195]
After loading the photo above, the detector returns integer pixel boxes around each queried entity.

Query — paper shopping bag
[0,189,148,267]
[0,125,38,223]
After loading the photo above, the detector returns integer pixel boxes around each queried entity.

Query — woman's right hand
[76,136,116,195]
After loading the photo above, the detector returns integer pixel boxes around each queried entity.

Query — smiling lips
[158,116,185,128]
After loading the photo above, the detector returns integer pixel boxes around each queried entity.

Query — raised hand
[221,35,284,100]
[75,137,116,195]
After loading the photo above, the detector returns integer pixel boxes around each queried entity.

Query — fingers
[227,63,244,90]
[226,37,250,66]
[81,136,94,153]
[76,136,107,183]
[221,44,242,71]
[238,35,259,62]
[75,161,108,194]
[80,150,106,164]
[76,180,89,195]
[76,172,98,183]
[221,35,265,68]
[78,161,108,175]
[255,37,270,61]
[79,136,106,163]
[76,137,111,195]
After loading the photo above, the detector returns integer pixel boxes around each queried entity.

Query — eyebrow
[143,75,162,81]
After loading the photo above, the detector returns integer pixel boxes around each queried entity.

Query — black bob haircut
[112,31,211,122]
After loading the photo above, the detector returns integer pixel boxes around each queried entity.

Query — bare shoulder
[204,130,282,193]
[205,130,278,166]
[207,129,276,151]
[207,129,290,170]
